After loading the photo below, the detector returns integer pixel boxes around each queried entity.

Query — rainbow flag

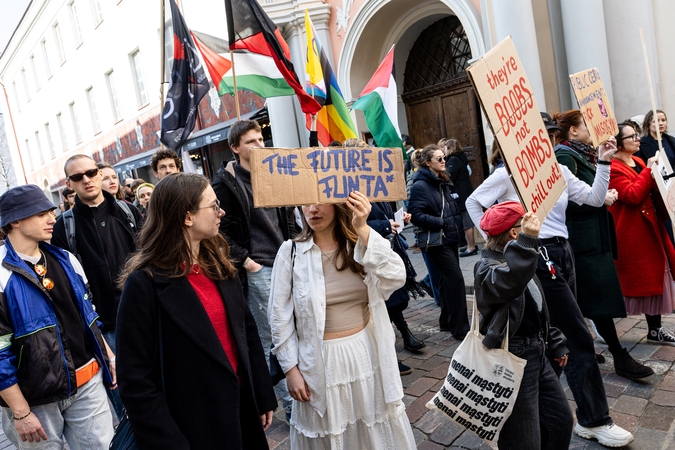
[304,11,357,145]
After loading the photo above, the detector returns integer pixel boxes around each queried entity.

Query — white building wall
[0,0,162,190]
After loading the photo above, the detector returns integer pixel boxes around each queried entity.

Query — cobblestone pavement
[0,230,673,449]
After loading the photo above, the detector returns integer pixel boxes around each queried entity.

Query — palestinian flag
[352,45,405,153]
[160,0,209,152]
[225,0,321,114]
[304,11,357,145]
[192,30,294,99]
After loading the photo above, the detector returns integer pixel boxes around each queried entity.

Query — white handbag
[426,302,527,449]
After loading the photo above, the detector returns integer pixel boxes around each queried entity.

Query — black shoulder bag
[414,187,446,249]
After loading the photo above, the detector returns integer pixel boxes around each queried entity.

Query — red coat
[608,157,675,297]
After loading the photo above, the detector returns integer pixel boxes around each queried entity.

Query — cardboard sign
[250,147,407,207]
[467,36,566,220]
[569,68,618,146]
[653,157,675,223]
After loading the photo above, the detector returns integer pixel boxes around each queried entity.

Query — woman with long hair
[638,109,675,168]
[610,122,675,345]
[269,191,416,449]
[116,173,277,449]
[440,138,477,256]
[552,110,653,379]
[408,144,469,339]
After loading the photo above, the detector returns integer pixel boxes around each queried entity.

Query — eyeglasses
[621,134,640,142]
[67,168,99,182]
[196,199,221,213]
[433,157,445,163]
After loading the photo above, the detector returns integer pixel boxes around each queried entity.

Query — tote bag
[426,302,526,449]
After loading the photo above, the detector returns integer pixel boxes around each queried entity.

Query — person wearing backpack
[51,154,142,421]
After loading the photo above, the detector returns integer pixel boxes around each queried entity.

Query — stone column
[491,0,547,112]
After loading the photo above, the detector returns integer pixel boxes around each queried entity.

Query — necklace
[320,247,338,264]
[34,251,55,290]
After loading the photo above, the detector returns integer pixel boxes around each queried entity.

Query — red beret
[480,201,525,237]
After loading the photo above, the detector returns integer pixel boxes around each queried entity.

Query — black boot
[398,361,412,375]
[612,348,654,379]
[401,325,426,352]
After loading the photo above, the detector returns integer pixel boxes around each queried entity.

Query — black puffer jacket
[445,152,474,211]
[474,233,568,359]
[408,167,463,245]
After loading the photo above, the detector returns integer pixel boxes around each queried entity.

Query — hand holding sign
[521,212,540,238]
[347,191,372,245]
[598,136,618,162]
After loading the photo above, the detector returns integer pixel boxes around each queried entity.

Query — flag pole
[230,49,241,120]
[159,0,166,150]
[224,0,241,120]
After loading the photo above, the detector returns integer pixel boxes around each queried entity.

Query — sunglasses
[433,157,445,163]
[67,168,100,182]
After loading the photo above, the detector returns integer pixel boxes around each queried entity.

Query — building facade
[1,0,674,196]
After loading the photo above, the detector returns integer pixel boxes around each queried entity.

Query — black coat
[638,133,675,168]
[211,162,298,284]
[445,152,474,211]
[116,269,277,450]
[408,167,463,245]
[51,190,142,329]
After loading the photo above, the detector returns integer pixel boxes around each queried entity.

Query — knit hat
[480,201,525,237]
[0,185,56,228]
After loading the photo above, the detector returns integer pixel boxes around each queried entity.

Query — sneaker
[574,423,634,447]
[398,361,412,375]
[590,320,606,344]
[647,327,675,346]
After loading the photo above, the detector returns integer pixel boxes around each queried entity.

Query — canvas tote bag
[426,302,527,449]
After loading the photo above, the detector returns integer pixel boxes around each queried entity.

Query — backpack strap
[62,209,78,257]
[115,200,137,229]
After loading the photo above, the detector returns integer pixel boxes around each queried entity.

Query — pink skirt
[624,260,675,315]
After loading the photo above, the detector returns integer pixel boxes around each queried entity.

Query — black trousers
[425,243,469,337]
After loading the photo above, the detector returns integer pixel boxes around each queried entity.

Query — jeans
[537,240,612,427]
[425,243,469,337]
[247,265,293,414]
[2,371,113,449]
[102,329,125,421]
[421,252,441,305]
[498,335,573,450]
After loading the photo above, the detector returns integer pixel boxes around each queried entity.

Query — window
[41,39,52,78]
[91,0,104,25]
[69,102,82,143]
[45,123,55,159]
[130,50,148,107]
[53,23,66,64]
[69,1,83,46]
[11,81,20,111]
[21,68,30,102]
[56,112,69,151]
[105,70,122,122]
[86,87,101,134]
[35,131,45,165]
[30,55,40,91]
[25,140,32,171]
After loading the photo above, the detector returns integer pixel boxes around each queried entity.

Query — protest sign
[467,36,566,220]
[250,147,407,207]
[569,68,618,146]
[652,158,675,223]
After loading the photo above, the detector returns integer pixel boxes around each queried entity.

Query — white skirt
[290,322,416,450]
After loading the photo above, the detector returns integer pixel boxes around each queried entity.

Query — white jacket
[269,230,406,417]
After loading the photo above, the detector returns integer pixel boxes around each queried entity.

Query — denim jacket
[269,230,405,417]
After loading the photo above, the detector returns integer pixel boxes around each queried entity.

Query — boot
[612,348,654,379]
[401,324,426,352]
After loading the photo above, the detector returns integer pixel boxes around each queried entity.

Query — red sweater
[187,267,239,375]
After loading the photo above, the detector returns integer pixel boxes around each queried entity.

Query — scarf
[560,139,597,166]
[378,202,426,299]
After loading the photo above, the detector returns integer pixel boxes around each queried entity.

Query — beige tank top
[321,248,370,332]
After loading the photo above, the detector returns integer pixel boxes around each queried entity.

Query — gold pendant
[35,264,47,277]
[42,278,54,290]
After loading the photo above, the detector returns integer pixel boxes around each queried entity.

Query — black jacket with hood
[474,233,568,359]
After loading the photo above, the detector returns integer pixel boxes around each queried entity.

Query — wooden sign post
[466,36,566,220]
[250,147,407,207]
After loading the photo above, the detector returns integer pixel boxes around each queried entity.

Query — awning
[113,147,159,173]
[184,107,267,151]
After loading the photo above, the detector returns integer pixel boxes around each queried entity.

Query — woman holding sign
[610,121,675,345]
[269,191,416,450]
[408,144,470,339]
[553,110,654,380]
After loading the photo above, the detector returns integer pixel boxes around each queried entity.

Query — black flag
[160,0,209,151]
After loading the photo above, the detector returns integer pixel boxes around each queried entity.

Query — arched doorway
[402,16,488,187]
